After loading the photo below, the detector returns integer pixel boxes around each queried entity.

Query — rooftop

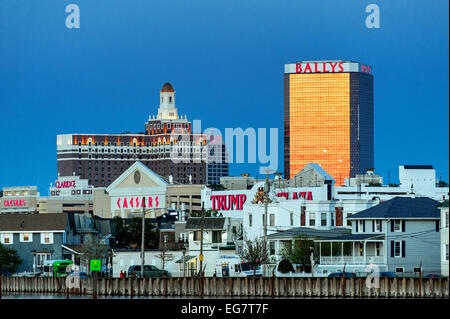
[347,196,440,219]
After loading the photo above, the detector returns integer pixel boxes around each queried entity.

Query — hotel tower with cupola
[57,83,228,187]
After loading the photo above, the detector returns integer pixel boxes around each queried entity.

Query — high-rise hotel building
[284,60,374,185]
[57,83,228,187]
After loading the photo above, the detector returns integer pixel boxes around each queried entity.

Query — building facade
[0,186,39,214]
[439,200,449,276]
[315,197,442,276]
[284,60,374,185]
[57,82,228,187]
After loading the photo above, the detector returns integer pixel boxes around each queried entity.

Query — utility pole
[199,201,205,277]
[264,173,270,244]
[141,197,146,278]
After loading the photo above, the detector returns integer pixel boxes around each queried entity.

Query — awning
[175,255,196,264]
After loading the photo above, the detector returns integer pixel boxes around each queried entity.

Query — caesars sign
[115,196,161,209]
[3,199,27,207]
[285,61,372,75]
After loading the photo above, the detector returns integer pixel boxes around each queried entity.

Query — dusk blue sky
[0,0,448,193]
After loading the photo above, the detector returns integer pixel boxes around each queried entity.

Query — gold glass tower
[284,61,374,185]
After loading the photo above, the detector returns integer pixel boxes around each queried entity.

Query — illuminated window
[21,233,32,242]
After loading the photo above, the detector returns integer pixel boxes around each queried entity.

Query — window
[1,233,13,244]
[41,233,53,244]
[359,220,365,233]
[193,231,201,241]
[249,214,252,227]
[413,267,422,273]
[21,233,32,243]
[394,241,402,257]
[321,213,327,226]
[375,220,381,232]
[376,243,381,256]
[36,253,51,267]
[212,231,222,244]
[269,214,275,227]
[290,213,294,226]
[269,241,275,255]
[309,213,316,227]
[446,212,449,228]
[396,267,404,273]
[445,244,449,261]
[394,220,401,232]
[346,213,352,226]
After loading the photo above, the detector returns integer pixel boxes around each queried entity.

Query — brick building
[57,83,228,187]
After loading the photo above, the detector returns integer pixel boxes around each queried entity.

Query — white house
[439,200,449,276]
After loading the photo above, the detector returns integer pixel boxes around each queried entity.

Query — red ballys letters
[296,62,344,74]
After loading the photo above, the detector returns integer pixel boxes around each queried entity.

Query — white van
[215,255,262,277]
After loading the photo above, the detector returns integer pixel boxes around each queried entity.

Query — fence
[0,276,448,298]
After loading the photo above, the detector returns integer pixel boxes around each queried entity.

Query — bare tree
[156,238,174,273]
[80,235,111,274]
[239,236,269,277]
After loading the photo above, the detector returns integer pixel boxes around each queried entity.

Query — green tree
[80,235,112,269]
[277,258,294,273]
[280,236,319,273]
[239,236,269,277]
[0,243,22,274]
[112,217,159,249]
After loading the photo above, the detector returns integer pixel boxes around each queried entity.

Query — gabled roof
[267,227,350,239]
[106,161,167,194]
[0,213,67,232]
[307,163,335,181]
[185,217,225,230]
[347,197,440,219]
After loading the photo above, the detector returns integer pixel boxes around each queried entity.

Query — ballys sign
[116,196,160,209]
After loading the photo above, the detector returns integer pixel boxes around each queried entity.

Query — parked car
[0,270,11,277]
[328,272,356,278]
[424,273,443,278]
[127,265,170,278]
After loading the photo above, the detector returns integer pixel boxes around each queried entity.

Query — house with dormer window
[314,197,441,276]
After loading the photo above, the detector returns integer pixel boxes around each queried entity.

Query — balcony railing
[320,255,385,265]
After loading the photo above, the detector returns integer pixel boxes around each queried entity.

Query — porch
[315,234,386,266]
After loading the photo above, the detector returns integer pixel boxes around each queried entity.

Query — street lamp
[181,246,187,278]
[310,244,315,277]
